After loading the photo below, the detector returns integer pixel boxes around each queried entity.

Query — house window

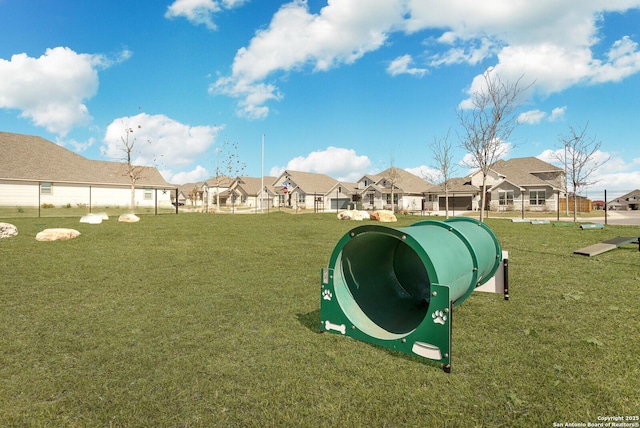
[144,188,152,200]
[499,190,514,205]
[279,194,286,205]
[530,190,546,205]
[386,194,399,204]
[241,195,247,203]
[40,182,52,195]
[297,193,306,204]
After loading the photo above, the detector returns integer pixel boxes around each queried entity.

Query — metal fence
[0,182,179,218]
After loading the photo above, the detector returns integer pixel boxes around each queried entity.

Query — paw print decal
[322,289,333,301]
[432,310,447,325]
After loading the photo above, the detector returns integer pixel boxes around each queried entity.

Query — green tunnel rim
[329,224,440,339]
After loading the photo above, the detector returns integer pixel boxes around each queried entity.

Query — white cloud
[538,149,640,193]
[102,113,221,170]
[518,106,567,124]
[387,54,427,76]
[459,140,512,171]
[213,1,640,119]
[590,36,640,83]
[429,37,498,67]
[518,109,546,125]
[549,106,567,122]
[212,0,406,118]
[270,146,371,182]
[0,47,129,136]
[166,165,211,184]
[405,165,439,182]
[56,136,96,152]
[165,0,249,30]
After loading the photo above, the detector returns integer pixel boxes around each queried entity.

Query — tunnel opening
[334,232,431,338]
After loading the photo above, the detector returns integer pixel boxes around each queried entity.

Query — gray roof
[426,177,479,194]
[376,167,432,193]
[274,170,339,193]
[489,157,563,188]
[1,131,172,188]
[234,176,278,195]
[607,189,640,206]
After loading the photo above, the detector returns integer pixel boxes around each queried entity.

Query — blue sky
[1,0,640,196]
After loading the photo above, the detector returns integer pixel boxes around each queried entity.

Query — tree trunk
[444,189,450,219]
[130,183,135,213]
[479,180,487,222]
[572,183,578,222]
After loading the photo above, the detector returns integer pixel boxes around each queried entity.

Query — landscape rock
[371,210,397,222]
[337,210,364,221]
[80,214,103,224]
[118,213,140,223]
[0,222,18,238]
[36,228,81,242]
[94,212,109,220]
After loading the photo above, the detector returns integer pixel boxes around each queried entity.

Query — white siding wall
[0,181,174,208]
[400,195,423,211]
[0,182,40,206]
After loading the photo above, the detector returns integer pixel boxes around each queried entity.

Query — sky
[1,0,640,198]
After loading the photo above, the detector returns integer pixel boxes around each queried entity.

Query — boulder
[80,214,102,224]
[371,210,397,222]
[94,212,109,220]
[36,228,81,242]
[337,210,364,221]
[0,222,18,239]
[118,213,140,223]
[337,210,349,220]
[359,210,371,220]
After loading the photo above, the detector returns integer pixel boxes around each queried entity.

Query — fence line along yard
[0,181,179,217]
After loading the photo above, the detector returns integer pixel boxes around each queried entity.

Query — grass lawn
[1,212,639,427]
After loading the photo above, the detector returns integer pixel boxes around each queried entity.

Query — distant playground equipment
[579,223,605,230]
[574,236,640,256]
[320,217,508,373]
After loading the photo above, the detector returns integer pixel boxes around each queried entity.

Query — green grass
[1,213,639,427]
[0,205,176,218]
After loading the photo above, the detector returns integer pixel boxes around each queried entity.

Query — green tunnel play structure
[320,217,503,370]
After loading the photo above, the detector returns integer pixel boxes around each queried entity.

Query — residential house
[272,170,344,210]
[175,182,202,207]
[175,176,236,211]
[0,131,175,209]
[469,157,565,212]
[229,176,277,210]
[203,176,235,209]
[327,181,359,211]
[356,167,432,212]
[607,189,640,210]
[423,177,480,213]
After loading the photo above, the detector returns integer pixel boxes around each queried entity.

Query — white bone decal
[324,320,346,334]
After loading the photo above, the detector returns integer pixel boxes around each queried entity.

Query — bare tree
[553,123,608,222]
[384,155,402,213]
[119,124,147,213]
[458,68,530,221]
[430,130,457,219]
[212,141,246,212]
